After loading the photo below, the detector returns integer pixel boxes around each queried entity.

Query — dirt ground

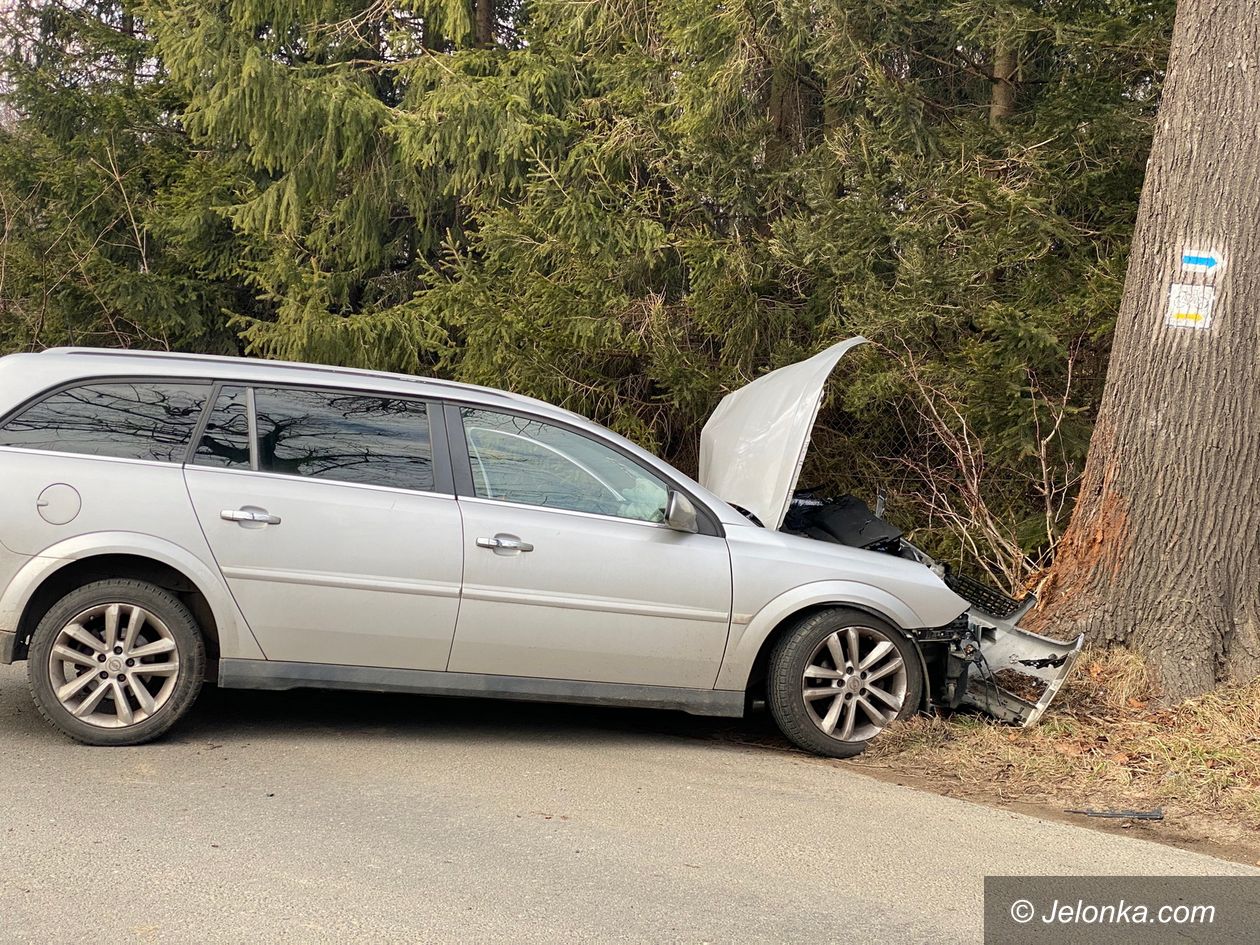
[718,648,1260,866]
[849,649,1260,865]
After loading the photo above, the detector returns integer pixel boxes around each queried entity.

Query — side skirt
[218,659,747,718]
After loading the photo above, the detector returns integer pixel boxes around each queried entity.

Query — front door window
[460,408,669,524]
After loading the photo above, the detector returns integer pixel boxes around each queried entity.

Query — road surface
[0,663,1252,944]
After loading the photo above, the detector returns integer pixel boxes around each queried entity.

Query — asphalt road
[0,663,1254,945]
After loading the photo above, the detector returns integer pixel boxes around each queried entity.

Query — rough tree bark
[989,40,1017,125]
[766,59,804,168]
[473,0,495,47]
[1035,0,1260,698]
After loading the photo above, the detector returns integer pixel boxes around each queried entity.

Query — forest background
[0,0,1175,591]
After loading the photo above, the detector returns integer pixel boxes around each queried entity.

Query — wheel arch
[0,534,264,664]
[717,582,933,708]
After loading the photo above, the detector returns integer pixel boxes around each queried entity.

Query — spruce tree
[2,0,1176,585]
[0,0,238,351]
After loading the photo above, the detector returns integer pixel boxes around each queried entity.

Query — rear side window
[0,382,210,463]
[248,387,434,491]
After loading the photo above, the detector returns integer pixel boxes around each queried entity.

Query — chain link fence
[794,347,1070,595]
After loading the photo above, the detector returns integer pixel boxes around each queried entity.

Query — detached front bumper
[960,608,1084,726]
[927,582,1084,726]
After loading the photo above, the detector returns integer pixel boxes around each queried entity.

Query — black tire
[27,579,206,746]
[767,607,923,758]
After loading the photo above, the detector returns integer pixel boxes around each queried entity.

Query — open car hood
[698,338,1085,729]
[699,338,868,529]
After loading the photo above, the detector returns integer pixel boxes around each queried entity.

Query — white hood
[699,337,868,530]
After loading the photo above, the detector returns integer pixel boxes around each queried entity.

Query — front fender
[0,531,265,661]
[714,580,928,691]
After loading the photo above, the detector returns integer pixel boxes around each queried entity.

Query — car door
[445,404,732,690]
[183,384,463,670]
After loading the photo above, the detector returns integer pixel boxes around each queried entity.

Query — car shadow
[179,682,793,752]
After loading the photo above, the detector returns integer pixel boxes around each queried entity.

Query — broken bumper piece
[944,594,1085,726]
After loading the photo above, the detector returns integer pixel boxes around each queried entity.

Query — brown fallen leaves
[855,648,1260,847]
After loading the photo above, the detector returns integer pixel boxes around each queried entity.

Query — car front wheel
[27,579,206,746]
[767,607,923,758]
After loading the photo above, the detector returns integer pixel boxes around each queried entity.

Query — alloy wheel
[801,625,908,741]
[47,603,181,728]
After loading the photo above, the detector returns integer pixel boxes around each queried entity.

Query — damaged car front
[700,337,1083,734]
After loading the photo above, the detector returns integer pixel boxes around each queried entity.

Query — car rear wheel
[27,579,205,746]
[767,607,923,758]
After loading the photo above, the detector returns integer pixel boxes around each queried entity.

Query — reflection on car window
[0,382,210,462]
[193,386,250,469]
[250,388,434,491]
[460,408,669,523]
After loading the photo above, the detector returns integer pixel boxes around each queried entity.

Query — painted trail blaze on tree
[1037,0,1260,698]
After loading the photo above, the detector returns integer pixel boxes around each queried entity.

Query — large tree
[1036,0,1260,698]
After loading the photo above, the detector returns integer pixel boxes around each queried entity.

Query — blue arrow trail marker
[1182,250,1223,272]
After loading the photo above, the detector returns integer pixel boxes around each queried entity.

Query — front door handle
[476,534,534,553]
[221,508,282,526]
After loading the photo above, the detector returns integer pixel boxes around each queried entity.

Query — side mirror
[664,490,699,534]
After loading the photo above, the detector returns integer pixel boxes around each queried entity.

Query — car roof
[0,346,750,528]
[33,347,575,419]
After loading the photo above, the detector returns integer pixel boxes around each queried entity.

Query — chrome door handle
[476,535,534,553]
[221,508,282,525]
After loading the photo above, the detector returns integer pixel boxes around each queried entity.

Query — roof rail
[40,347,510,399]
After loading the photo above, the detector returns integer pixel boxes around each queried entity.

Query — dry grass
[854,649,1260,841]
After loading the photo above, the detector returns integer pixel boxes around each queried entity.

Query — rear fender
[0,532,265,661]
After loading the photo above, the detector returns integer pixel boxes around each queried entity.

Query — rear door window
[192,385,251,469]
[0,382,210,462]
[196,386,436,491]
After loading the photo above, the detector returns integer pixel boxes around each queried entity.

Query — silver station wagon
[0,343,1080,755]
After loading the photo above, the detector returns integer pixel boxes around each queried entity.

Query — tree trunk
[473,0,494,47]
[989,40,1017,125]
[766,58,804,168]
[1034,0,1260,698]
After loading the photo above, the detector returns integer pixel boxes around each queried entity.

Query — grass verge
[852,649,1260,862]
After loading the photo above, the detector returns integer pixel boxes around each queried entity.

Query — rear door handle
[476,534,534,553]
[221,508,282,526]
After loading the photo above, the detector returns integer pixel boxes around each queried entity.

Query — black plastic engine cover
[785,494,903,553]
